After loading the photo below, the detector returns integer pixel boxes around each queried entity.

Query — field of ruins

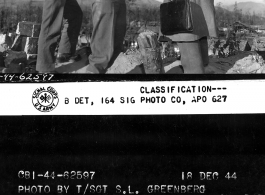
[0,0,265,74]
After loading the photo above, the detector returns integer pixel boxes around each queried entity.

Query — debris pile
[227,53,265,74]
[1,21,41,73]
[208,37,253,59]
[252,37,265,61]
[0,19,265,74]
[225,36,265,74]
[77,33,91,49]
[137,30,162,74]
[2,50,27,73]
[161,42,180,59]
[106,50,143,74]
[252,37,265,51]
[209,39,237,58]
[13,22,40,60]
[0,34,13,52]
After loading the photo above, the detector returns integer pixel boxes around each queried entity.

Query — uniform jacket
[161,0,218,41]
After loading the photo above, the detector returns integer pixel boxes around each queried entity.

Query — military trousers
[87,0,127,74]
[178,37,209,74]
[36,0,83,72]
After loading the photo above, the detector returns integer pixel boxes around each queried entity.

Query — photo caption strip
[0,79,264,115]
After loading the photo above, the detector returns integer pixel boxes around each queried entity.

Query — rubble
[137,30,162,74]
[4,50,27,66]
[0,34,12,52]
[0,34,13,46]
[24,37,38,54]
[11,35,27,51]
[78,34,90,48]
[256,66,265,74]
[256,51,265,60]
[2,62,26,73]
[106,51,143,74]
[208,38,217,56]
[227,53,265,74]
[1,19,265,74]
[239,40,251,51]
[3,50,27,73]
[27,54,38,71]
[16,21,41,38]
[12,22,40,54]
[252,37,265,51]
[218,40,238,58]
[0,21,42,73]
[8,32,16,42]
[27,54,38,60]
[208,37,253,59]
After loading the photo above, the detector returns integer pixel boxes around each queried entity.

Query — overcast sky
[215,0,265,5]
[156,0,265,5]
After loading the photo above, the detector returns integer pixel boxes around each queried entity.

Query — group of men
[36,0,126,74]
[37,0,217,74]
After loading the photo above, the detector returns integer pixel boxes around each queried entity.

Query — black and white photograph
[0,0,264,74]
[0,1,265,195]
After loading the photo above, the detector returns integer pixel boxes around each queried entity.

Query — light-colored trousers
[88,0,127,74]
[37,0,83,72]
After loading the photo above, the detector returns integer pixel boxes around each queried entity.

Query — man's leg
[88,0,126,74]
[58,0,83,56]
[36,0,66,72]
[108,0,127,68]
[199,36,209,67]
[178,41,205,74]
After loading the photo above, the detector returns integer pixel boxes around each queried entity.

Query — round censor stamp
[32,86,59,112]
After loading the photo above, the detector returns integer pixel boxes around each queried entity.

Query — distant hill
[225,2,265,16]
[0,0,43,6]
[77,0,161,7]
[131,0,161,7]
[0,0,161,7]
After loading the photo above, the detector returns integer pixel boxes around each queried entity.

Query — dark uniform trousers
[162,0,217,74]
[36,0,83,72]
[87,0,127,74]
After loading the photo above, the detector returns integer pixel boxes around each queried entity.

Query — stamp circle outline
[32,86,59,113]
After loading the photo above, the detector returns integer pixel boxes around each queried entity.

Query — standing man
[161,0,218,74]
[37,0,83,73]
[86,0,127,74]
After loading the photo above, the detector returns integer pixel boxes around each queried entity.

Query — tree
[252,11,256,25]
[216,2,224,27]
[126,0,137,26]
[234,1,238,22]
[245,9,251,24]
[238,9,243,22]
